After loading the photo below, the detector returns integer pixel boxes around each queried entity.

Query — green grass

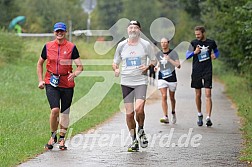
[213,60,252,162]
[0,31,24,66]
[0,38,121,167]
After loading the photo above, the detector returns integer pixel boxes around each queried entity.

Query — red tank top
[44,39,75,88]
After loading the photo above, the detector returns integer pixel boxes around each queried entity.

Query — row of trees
[0,0,196,42]
[0,0,87,32]
[0,0,251,87]
[201,0,252,87]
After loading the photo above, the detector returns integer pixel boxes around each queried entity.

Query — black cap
[128,20,141,28]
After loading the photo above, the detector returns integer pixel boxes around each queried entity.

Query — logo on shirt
[160,55,167,68]
[199,45,209,53]
[130,51,136,55]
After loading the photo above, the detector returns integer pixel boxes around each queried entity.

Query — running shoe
[197,115,203,126]
[138,129,148,148]
[44,136,57,150]
[206,118,213,127]
[160,116,169,124]
[171,113,176,124]
[58,138,67,150]
[128,139,139,152]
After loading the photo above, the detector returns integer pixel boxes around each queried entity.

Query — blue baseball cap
[53,22,67,31]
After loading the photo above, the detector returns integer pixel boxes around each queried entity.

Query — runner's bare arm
[112,63,120,77]
[165,55,181,69]
[68,58,83,81]
[112,63,119,71]
[73,58,83,76]
[154,62,160,72]
[37,57,45,89]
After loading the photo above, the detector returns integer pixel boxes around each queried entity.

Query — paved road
[19,62,247,167]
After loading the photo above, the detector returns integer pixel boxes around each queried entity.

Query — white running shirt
[113,38,155,86]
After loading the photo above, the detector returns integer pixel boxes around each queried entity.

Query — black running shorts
[191,73,212,89]
[45,84,74,113]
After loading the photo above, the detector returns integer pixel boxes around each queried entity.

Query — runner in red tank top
[37,22,83,150]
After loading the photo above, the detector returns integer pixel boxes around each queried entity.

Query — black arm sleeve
[71,46,80,59]
[41,45,47,60]
[213,41,217,50]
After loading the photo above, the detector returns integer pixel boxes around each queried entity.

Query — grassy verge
[0,38,121,167]
[213,60,252,162]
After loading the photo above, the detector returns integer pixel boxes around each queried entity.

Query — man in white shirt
[112,20,156,152]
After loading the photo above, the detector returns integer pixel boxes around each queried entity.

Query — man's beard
[197,35,204,41]
[129,32,139,39]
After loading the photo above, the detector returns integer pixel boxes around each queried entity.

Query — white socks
[198,112,203,116]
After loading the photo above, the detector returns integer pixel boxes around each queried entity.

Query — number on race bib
[126,57,141,67]
[161,68,172,78]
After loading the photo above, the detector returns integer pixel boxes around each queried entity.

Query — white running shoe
[171,113,176,124]
[128,139,139,152]
[138,129,148,148]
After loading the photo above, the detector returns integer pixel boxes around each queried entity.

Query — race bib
[126,57,141,67]
[198,52,210,62]
[50,74,60,87]
[161,68,172,78]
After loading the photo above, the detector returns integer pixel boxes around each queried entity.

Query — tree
[119,0,161,40]
[15,0,86,32]
[92,0,124,30]
[199,0,251,87]
[158,0,197,45]
[178,0,206,21]
[0,0,20,29]
[235,1,252,86]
